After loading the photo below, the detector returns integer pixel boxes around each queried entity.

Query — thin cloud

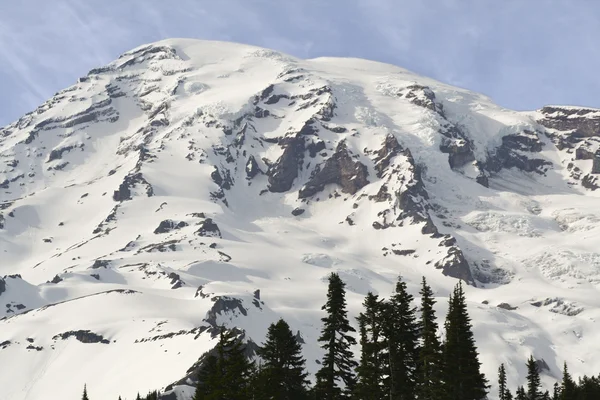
[1,0,600,125]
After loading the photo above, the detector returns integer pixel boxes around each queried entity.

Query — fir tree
[560,362,576,400]
[498,363,509,400]
[258,318,309,400]
[441,281,488,400]
[193,354,220,400]
[354,292,385,400]
[416,277,443,400]
[314,273,358,400]
[552,382,560,400]
[193,327,254,400]
[515,386,527,400]
[219,329,255,400]
[526,355,541,400]
[381,276,419,400]
[82,385,90,400]
[541,390,551,400]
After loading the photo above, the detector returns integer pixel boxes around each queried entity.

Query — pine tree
[515,386,527,400]
[441,281,488,400]
[193,354,220,400]
[354,292,385,400]
[381,276,420,400]
[416,277,443,400]
[552,382,560,400]
[560,362,576,400]
[193,328,254,400]
[82,385,90,400]
[314,273,358,400]
[258,318,309,400]
[541,390,551,400]
[219,330,255,400]
[498,363,509,400]
[526,355,541,400]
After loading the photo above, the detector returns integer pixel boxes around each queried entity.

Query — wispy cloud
[1,0,600,125]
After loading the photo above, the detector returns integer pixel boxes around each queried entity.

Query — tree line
[81,273,599,399]
[497,357,600,400]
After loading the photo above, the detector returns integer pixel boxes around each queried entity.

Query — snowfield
[1,38,600,399]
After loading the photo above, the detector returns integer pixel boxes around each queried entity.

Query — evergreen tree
[526,355,541,400]
[416,277,443,400]
[441,281,488,400]
[193,328,254,400]
[258,318,309,400]
[193,354,220,400]
[552,382,560,400]
[499,363,509,400]
[314,273,358,400]
[560,362,576,400]
[515,386,527,400]
[381,276,420,400]
[82,385,90,400]
[541,390,550,400]
[219,329,255,400]
[354,292,385,400]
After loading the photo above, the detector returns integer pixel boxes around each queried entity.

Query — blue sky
[1,0,599,126]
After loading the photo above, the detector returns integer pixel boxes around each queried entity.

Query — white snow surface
[0,38,599,399]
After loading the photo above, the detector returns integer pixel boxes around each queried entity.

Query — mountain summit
[1,39,599,399]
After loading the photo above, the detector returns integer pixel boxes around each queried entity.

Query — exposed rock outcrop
[299,140,369,198]
[154,220,188,234]
[267,135,305,192]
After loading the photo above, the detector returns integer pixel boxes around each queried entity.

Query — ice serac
[2,39,600,400]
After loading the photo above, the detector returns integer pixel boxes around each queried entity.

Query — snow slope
[1,38,600,399]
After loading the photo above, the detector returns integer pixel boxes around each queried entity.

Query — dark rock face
[91,259,111,269]
[593,151,600,174]
[204,296,248,329]
[373,134,402,178]
[401,85,444,115]
[440,137,474,169]
[497,303,518,311]
[268,135,305,192]
[291,208,305,216]
[394,149,438,235]
[154,220,189,234]
[0,277,5,295]
[52,330,110,344]
[483,130,550,175]
[211,167,233,190]
[113,173,154,201]
[245,156,261,179]
[195,218,222,238]
[0,214,4,230]
[50,275,63,284]
[435,246,474,285]
[168,272,184,289]
[299,141,369,198]
[538,106,600,137]
[582,174,599,190]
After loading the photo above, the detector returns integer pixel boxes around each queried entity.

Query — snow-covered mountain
[1,39,600,400]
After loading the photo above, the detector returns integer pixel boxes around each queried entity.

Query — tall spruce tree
[515,386,527,400]
[381,275,420,400]
[416,277,443,400]
[193,328,254,400]
[441,281,488,400]
[560,363,576,400]
[82,385,90,400]
[193,354,220,400]
[314,273,358,400]
[258,318,309,400]
[499,363,509,400]
[354,292,385,400]
[526,355,542,400]
[552,382,560,400]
